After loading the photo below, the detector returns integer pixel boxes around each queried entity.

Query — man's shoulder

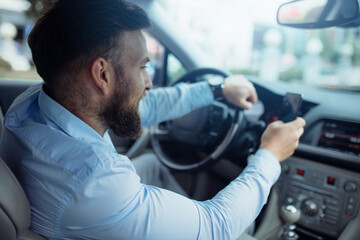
[4,83,43,128]
[8,83,42,112]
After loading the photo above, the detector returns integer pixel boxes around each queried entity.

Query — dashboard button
[327,177,335,185]
[296,168,305,176]
[344,181,357,192]
[346,204,354,210]
[286,197,295,205]
[282,163,290,173]
[346,211,353,216]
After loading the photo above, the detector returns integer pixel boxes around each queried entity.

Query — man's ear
[89,57,114,95]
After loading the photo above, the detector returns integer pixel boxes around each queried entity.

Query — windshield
[161,0,360,91]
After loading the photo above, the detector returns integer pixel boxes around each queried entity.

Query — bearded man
[0,0,305,239]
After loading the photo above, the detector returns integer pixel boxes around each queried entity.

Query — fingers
[247,81,258,104]
[286,117,306,130]
[238,99,253,110]
[238,86,257,109]
[259,117,306,162]
[293,117,306,127]
[269,120,283,127]
[295,125,304,137]
[222,75,258,109]
[285,118,306,140]
[239,76,258,104]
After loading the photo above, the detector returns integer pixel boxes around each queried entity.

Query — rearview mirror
[277,0,360,28]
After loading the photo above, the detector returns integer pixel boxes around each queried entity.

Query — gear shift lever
[280,205,301,240]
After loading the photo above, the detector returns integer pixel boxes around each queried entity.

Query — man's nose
[145,72,153,91]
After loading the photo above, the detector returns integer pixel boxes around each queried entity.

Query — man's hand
[259,117,306,162]
[222,75,258,110]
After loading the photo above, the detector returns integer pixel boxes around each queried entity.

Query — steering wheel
[150,68,246,171]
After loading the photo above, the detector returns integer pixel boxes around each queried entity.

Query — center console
[277,157,360,239]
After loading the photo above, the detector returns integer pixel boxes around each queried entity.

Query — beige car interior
[0,103,45,240]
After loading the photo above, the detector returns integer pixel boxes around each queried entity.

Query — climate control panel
[277,157,360,239]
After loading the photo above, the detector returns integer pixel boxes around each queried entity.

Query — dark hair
[28,0,151,87]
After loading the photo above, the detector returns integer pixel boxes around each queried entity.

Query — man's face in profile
[101,30,151,139]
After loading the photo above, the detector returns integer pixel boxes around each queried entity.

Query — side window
[167,53,186,85]
[0,5,41,81]
[144,32,164,85]
[144,32,186,86]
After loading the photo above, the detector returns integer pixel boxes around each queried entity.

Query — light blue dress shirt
[0,81,281,240]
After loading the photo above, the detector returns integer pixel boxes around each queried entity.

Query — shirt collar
[38,85,114,149]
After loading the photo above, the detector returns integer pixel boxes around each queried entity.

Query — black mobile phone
[278,92,302,123]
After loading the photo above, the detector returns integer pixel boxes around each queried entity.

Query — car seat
[0,105,4,138]
[0,156,46,240]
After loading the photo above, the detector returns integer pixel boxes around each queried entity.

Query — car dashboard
[248,77,360,240]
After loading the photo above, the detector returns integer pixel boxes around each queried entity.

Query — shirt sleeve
[139,81,214,126]
[60,149,281,240]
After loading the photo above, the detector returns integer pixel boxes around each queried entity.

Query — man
[0,0,305,239]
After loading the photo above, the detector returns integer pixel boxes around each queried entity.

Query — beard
[101,76,142,139]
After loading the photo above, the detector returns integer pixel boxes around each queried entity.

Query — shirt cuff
[247,148,282,184]
[186,81,214,103]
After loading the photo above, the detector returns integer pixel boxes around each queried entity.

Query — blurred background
[1,0,360,90]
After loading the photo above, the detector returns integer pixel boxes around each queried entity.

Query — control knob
[344,181,357,193]
[300,199,318,217]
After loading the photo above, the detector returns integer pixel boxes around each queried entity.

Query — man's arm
[139,81,213,126]
[139,75,258,126]
[60,149,280,240]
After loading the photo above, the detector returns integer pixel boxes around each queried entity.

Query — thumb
[238,98,253,110]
